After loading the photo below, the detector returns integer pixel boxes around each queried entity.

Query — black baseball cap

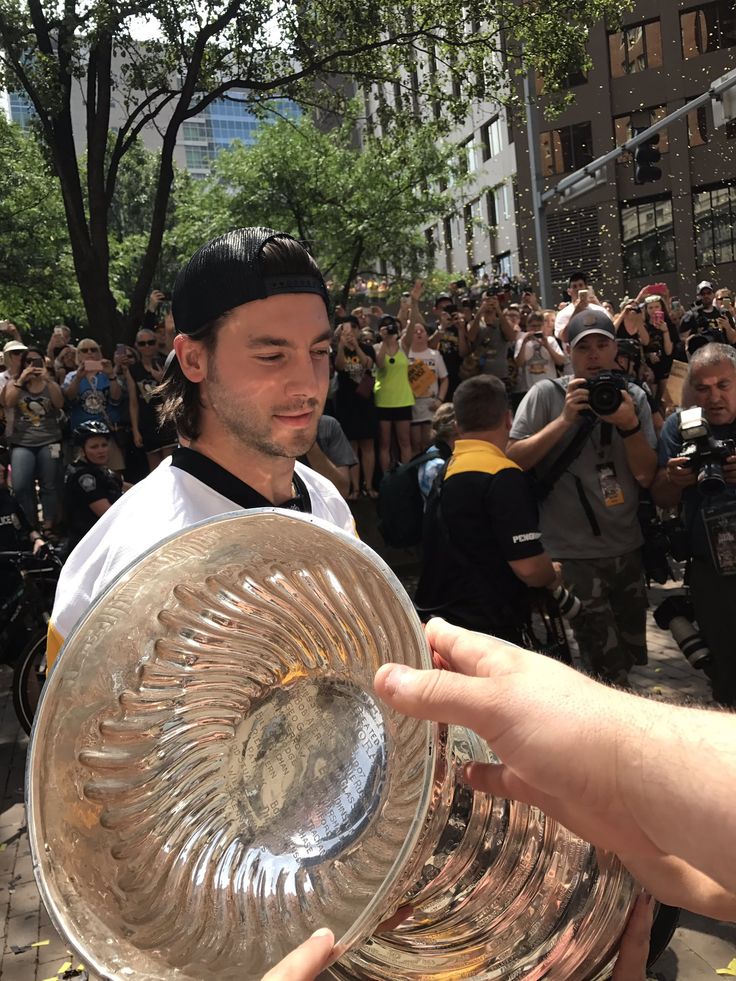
[567,309,616,348]
[172,227,329,338]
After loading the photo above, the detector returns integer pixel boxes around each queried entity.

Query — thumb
[374,663,500,738]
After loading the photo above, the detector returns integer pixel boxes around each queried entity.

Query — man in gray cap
[681,281,736,345]
[47,228,354,669]
[507,309,657,686]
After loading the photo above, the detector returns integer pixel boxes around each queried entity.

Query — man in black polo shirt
[414,375,559,644]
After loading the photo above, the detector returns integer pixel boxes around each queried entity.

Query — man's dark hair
[569,271,588,285]
[453,375,509,432]
[157,236,321,442]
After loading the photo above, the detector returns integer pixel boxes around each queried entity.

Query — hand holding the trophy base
[374,617,736,919]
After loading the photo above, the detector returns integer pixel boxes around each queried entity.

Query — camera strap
[533,413,598,502]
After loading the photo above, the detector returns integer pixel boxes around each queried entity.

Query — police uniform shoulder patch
[79,473,97,493]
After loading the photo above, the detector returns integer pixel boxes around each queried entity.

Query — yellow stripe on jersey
[445,438,521,480]
[46,621,64,671]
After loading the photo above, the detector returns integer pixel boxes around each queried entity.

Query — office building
[513,0,736,304]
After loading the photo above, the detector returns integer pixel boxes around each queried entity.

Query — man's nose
[284,351,325,399]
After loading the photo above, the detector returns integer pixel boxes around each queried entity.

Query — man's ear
[174,334,207,383]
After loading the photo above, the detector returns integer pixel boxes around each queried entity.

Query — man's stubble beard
[204,362,321,459]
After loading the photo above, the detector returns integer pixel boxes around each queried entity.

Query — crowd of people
[0,226,734,979]
[1,265,735,700]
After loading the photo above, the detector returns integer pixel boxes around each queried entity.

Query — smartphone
[53,326,65,335]
[578,289,589,302]
[84,360,103,373]
[649,283,667,296]
[115,343,127,360]
[652,309,665,327]
[534,331,544,339]
[722,297,733,311]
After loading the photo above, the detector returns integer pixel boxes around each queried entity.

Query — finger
[262,928,335,981]
[611,894,653,981]
[424,617,524,677]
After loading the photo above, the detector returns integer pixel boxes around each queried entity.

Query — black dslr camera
[379,315,400,336]
[687,326,726,356]
[678,406,736,496]
[584,370,627,416]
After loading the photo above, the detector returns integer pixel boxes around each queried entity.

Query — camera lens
[697,461,727,495]
[588,382,623,416]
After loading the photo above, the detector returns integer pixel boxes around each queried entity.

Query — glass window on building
[609,21,663,76]
[495,251,513,279]
[486,190,497,227]
[480,116,503,162]
[614,106,668,165]
[540,122,593,177]
[693,183,736,266]
[8,92,35,129]
[620,195,676,278]
[681,1,736,58]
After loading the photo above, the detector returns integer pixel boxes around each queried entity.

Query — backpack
[377,448,440,548]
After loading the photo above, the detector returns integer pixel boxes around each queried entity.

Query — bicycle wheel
[12,631,47,735]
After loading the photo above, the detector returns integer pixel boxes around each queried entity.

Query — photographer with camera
[507,310,657,686]
[681,281,736,349]
[651,343,736,706]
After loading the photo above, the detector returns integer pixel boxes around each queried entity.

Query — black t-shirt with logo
[415,441,544,635]
[64,462,123,549]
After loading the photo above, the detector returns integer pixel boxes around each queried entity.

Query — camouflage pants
[560,550,648,683]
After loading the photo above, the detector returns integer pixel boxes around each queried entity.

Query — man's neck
[457,429,508,453]
[189,430,296,505]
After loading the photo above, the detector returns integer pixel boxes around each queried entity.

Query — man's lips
[273,410,315,427]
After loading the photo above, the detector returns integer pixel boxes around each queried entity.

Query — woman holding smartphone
[642,295,675,401]
[1,346,64,531]
[62,339,125,471]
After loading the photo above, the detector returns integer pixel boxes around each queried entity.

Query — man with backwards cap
[46,228,354,669]
[507,308,657,687]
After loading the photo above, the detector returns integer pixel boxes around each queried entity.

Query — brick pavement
[0,583,734,980]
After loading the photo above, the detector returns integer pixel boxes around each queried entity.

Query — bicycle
[0,546,61,733]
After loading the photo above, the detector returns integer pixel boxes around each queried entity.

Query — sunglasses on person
[78,346,100,354]
[26,358,44,366]
[136,339,157,347]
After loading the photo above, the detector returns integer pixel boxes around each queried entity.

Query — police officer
[652,343,736,706]
[63,421,124,554]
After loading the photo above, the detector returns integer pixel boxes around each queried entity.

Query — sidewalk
[0,588,734,980]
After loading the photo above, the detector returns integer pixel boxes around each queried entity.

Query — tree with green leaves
[171,113,466,305]
[0,0,629,349]
[0,113,81,331]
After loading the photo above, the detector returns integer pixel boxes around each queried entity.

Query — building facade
[1,80,298,178]
[513,0,736,306]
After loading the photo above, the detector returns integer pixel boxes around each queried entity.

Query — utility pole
[523,68,553,307]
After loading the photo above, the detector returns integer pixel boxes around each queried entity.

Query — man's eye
[256,354,283,362]
[312,348,330,358]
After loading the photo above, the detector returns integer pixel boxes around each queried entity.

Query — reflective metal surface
[28,509,637,980]
[28,511,435,980]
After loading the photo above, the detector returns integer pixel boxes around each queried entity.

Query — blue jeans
[10,443,61,528]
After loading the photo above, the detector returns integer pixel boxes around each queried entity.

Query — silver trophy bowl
[27,510,637,980]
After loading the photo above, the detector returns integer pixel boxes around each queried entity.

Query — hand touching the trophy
[374,618,736,919]
[262,929,334,980]
[611,894,653,981]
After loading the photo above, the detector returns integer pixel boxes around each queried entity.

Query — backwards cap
[172,227,329,337]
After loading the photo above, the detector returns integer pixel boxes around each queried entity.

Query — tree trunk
[340,237,364,309]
